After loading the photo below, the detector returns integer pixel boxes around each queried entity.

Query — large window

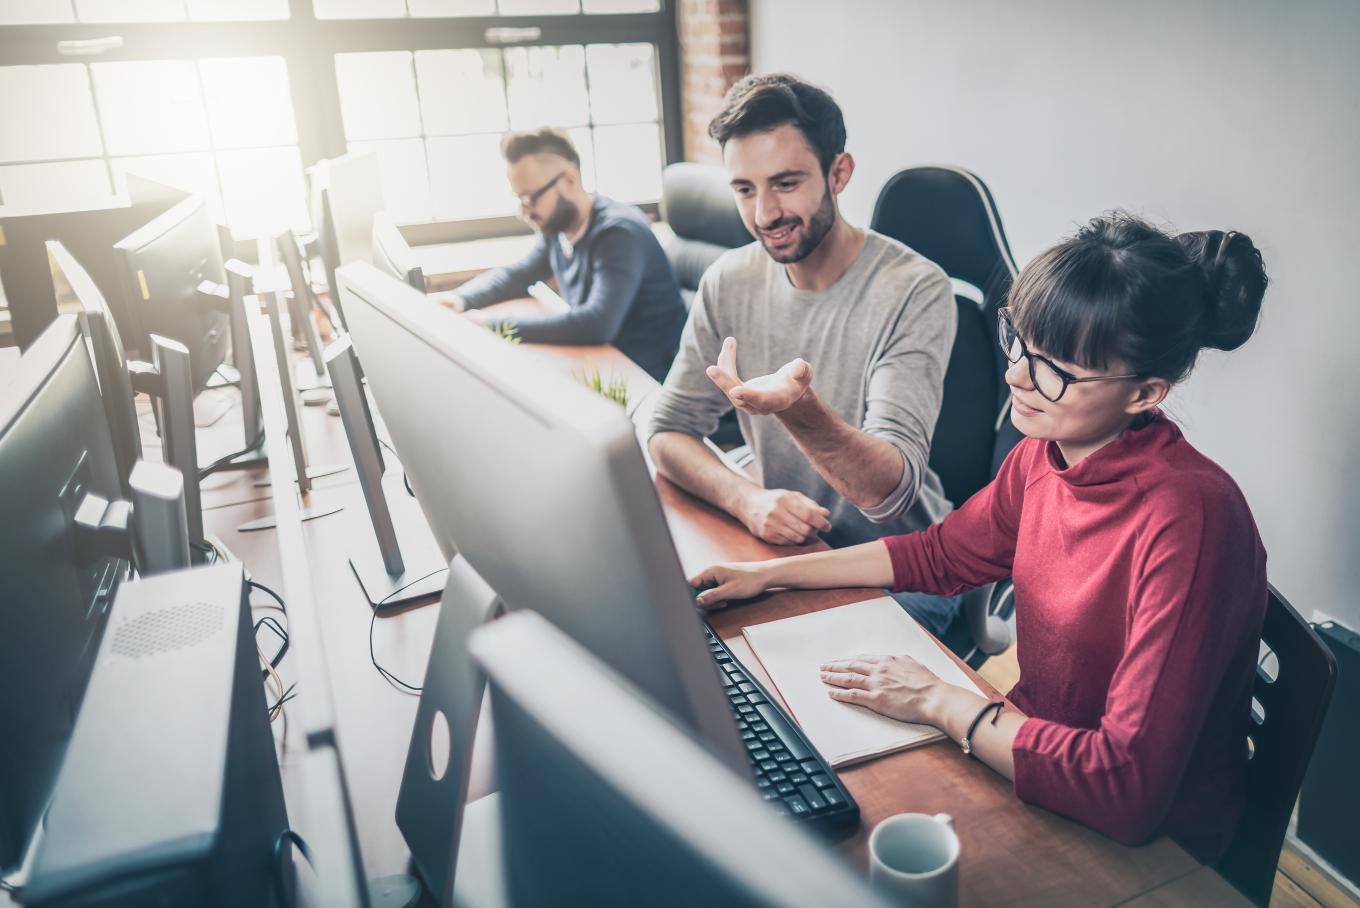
[0,0,680,240]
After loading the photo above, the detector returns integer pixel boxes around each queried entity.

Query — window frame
[0,0,681,242]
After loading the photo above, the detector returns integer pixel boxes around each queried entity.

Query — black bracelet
[960,699,1005,757]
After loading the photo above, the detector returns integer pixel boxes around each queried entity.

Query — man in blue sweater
[444,128,687,382]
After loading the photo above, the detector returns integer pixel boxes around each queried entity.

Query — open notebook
[741,596,984,767]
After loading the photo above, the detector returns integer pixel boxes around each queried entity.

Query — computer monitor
[112,195,230,394]
[473,611,892,908]
[371,211,426,291]
[324,153,385,275]
[0,315,126,873]
[0,174,188,353]
[336,262,743,767]
[48,240,142,499]
[275,228,330,382]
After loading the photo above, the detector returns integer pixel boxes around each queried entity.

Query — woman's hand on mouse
[686,562,775,610]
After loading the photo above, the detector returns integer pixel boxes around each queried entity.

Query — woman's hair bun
[1176,229,1268,352]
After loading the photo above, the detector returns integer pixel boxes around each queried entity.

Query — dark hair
[707,73,846,173]
[499,127,579,168]
[1009,211,1268,383]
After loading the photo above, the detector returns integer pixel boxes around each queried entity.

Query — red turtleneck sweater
[883,412,1266,860]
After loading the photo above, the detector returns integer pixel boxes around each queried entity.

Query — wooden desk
[203,298,1234,908]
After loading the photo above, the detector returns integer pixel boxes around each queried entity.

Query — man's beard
[539,194,580,235]
[759,185,837,264]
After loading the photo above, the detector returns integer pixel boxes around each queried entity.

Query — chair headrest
[870,166,1017,298]
[661,162,752,250]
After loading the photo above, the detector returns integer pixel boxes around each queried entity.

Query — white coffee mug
[868,812,960,908]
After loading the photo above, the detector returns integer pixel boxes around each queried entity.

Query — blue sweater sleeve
[456,234,553,310]
[484,226,643,346]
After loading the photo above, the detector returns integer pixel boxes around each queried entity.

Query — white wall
[751,0,1360,627]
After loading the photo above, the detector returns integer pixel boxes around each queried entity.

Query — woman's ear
[1125,376,1171,415]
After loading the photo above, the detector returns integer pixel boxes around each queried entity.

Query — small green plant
[484,319,521,345]
[577,367,630,410]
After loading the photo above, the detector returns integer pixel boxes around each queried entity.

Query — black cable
[255,615,289,675]
[248,578,288,615]
[191,540,220,564]
[273,829,313,908]
[367,566,445,696]
[212,366,241,387]
[199,432,266,479]
[377,438,415,498]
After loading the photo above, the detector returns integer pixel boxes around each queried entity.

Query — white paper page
[527,281,570,314]
[743,597,983,767]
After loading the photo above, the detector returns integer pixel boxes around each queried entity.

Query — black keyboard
[703,624,860,831]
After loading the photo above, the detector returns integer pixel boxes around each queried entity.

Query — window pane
[0,160,114,214]
[200,57,297,149]
[0,65,104,162]
[593,122,661,201]
[335,52,422,141]
[218,146,309,236]
[428,134,515,220]
[0,0,75,25]
[313,0,405,18]
[111,152,222,219]
[566,125,595,193]
[409,0,495,14]
[504,45,589,130]
[416,49,507,137]
[93,61,210,155]
[187,0,289,20]
[586,44,656,125]
[349,138,431,223]
[497,0,578,13]
[76,0,185,21]
[582,0,659,11]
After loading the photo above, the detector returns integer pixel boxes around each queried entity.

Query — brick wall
[677,0,750,164]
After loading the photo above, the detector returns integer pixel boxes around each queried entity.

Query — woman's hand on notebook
[819,654,952,726]
[687,562,774,610]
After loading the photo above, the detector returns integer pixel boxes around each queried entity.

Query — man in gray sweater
[646,74,961,635]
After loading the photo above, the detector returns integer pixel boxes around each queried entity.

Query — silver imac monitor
[472,611,891,908]
[336,262,745,772]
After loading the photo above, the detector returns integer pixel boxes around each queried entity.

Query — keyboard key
[811,773,833,790]
[758,732,777,743]
[741,731,756,742]
[720,673,734,688]
[775,751,796,765]
[762,791,780,802]
[797,784,827,811]
[768,771,787,784]
[800,759,822,774]
[755,705,813,760]
[790,772,809,785]
[756,778,772,790]
[751,749,770,762]
[776,782,795,796]
[736,682,757,693]
[785,795,811,817]
[713,652,731,663]
[759,760,778,773]
[821,788,845,808]
[737,705,754,716]
[724,662,742,675]
[746,693,766,706]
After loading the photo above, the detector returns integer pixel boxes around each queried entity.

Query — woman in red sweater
[690,212,1270,860]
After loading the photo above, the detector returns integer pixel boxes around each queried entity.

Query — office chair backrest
[660,162,752,310]
[870,165,1020,506]
[1217,585,1337,907]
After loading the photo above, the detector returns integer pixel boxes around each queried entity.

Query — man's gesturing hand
[706,337,813,416]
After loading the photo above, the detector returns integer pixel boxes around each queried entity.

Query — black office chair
[660,162,752,447]
[1216,585,1337,907]
[869,165,1021,663]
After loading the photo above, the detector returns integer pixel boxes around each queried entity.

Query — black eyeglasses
[516,171,566,209]
[997,307,1140,402]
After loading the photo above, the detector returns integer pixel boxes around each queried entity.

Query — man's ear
[1125,376,1170,415]
[828,152,855,196]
